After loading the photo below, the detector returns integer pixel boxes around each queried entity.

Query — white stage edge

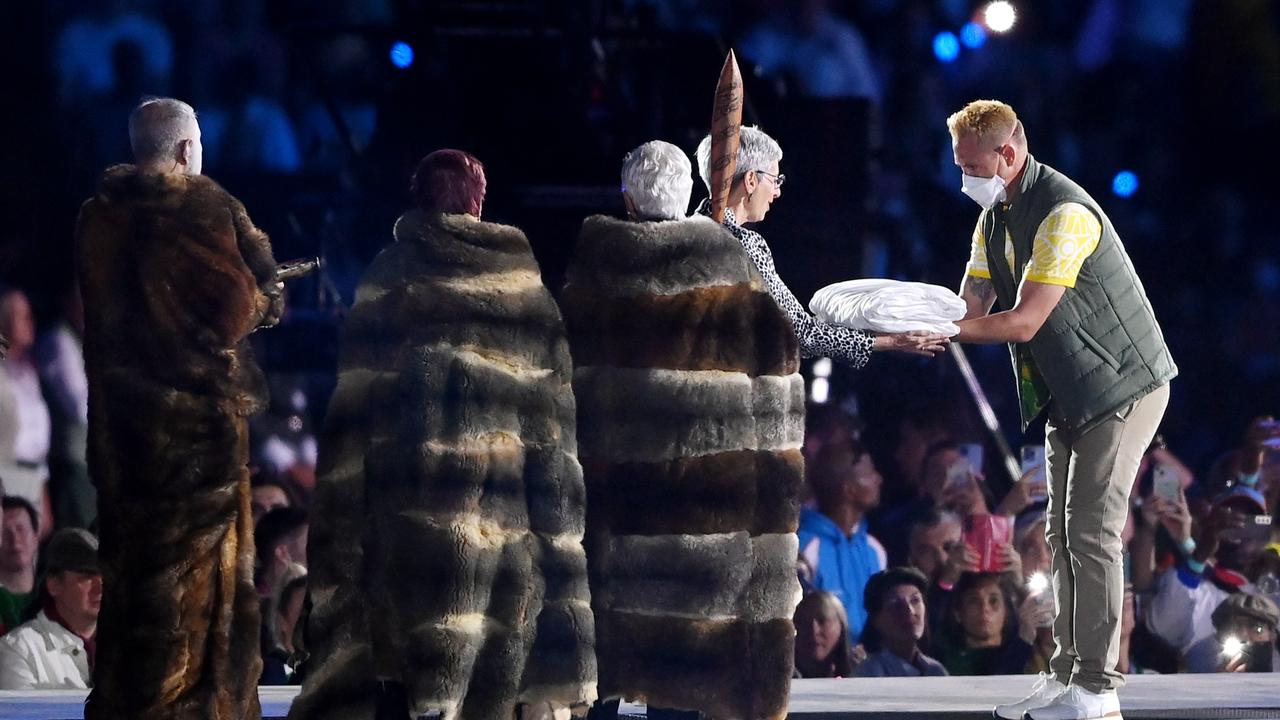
[3,675,1279,719]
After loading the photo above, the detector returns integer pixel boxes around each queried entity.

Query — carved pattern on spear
[709,50,743,225]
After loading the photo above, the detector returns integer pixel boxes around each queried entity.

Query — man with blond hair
[947,100,1175,720]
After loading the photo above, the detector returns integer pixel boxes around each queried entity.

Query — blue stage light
[961,22,987,49]
[933,31,961,63]
[390,41,414,69]
[1112,170,1139,198]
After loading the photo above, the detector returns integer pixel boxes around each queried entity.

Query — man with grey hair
[128,97,203,176]
[621,140,693,221]
[77,97,283,720]
[696,126,948,367]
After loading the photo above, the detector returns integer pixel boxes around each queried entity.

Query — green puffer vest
[982,154,1177,431]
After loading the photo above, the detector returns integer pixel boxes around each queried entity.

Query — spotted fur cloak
[291,211,596,720]
[77,165,280,720]
[561,214,804,720]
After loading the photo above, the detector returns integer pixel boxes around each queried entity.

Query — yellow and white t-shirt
[965,202,1102,287]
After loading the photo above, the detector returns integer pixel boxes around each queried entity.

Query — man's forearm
[956,310,1038,344]
[956,276,1066,344]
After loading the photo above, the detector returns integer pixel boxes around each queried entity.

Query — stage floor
[3,675,1279,720]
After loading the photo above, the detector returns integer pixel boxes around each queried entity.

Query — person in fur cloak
[561,140,803,720]
[76,98,284,720]
[291,149,596,720]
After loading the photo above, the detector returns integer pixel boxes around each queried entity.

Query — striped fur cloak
[561,214,804,720]
[291,211,596,720]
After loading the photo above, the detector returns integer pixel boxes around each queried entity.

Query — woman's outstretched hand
[873,331,952,356]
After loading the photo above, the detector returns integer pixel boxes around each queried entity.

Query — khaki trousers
[1044,383,1169,693]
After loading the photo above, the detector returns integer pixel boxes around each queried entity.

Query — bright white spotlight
[984,1,1017,33]
[1221,636,1245,658]
[813,357,833,379]
[810,377,830,404]
[1027,572,1050,595]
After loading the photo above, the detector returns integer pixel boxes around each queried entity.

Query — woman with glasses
[696,126,947,368]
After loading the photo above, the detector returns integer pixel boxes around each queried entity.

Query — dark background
[3,0,1278,495]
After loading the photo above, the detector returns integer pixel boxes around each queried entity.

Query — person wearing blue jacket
[798,439,887,641]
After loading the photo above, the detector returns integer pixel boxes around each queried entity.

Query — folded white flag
[810,279,966,336]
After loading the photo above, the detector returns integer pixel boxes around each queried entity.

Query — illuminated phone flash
[1027,572,1050,595]
[1222,636,1245,658]
[984,1,1018,33]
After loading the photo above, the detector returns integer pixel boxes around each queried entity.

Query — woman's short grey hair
[128,97,197,163]
[695,125,783,193]
[621,140,694,220]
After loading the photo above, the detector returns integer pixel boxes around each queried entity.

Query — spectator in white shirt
[0,529,101,689]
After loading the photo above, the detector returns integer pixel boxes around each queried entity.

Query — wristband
[1186,557,1206,575]
[1236,471,1260,488]
[1180,536,1197,557]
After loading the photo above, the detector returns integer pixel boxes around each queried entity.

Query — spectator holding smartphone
[929,518,1022,641]
[875,440,990,565]
[1146,485,1271,671]
[1210,592,1279,673]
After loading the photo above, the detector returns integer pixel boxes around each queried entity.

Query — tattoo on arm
[961,275,997,319]
[964,275,995,303]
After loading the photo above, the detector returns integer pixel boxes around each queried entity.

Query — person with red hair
[409,149,487,217]
[293,149,596,720]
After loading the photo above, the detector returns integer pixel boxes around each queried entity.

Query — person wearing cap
[0,528,101,689]
[1145,484,1271,672]
[1211,591,1279,673]
[854,567,947,677]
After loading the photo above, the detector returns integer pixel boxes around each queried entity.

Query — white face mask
[960,173,1007,210]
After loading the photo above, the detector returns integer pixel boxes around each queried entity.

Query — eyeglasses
[755,170,786,188]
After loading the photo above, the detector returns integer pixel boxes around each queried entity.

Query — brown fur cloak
[561,214,804,720]
[290,211,596,720]
[76,165,281,719]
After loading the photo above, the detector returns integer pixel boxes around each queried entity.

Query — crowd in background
[0,0,1278,689]
[791,403,1280,679]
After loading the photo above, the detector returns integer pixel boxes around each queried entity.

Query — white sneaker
[1025,685,1122,720]
[992,673,1067,720]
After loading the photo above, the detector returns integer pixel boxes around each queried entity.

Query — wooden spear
[709,50,743,224]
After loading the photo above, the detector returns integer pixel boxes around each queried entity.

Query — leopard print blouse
[703,202,873,369]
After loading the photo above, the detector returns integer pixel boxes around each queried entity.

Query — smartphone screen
[1245,641,1275,673]
[1152,464,1180,501]
[960,443,985,476]
[946,460,971,491]
[1021,444,1047,500]
[963,514,1012,573]
[1020,445,1045,474]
